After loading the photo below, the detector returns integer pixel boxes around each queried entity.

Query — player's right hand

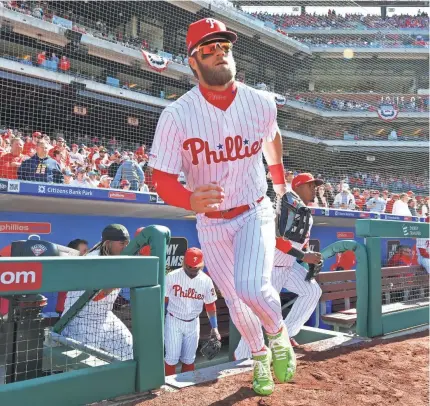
[303,251,322,265]
[190,183,225,213]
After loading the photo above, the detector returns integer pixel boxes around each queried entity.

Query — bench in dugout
[316,266,429,332]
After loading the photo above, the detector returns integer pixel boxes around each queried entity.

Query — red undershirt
[153,82,238,210]
[199,82,237,111]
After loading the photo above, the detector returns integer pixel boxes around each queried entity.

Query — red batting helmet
[186,18,237,55]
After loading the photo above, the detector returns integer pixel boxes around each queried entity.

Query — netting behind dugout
[0,287,132,384]
[0,0,427,201]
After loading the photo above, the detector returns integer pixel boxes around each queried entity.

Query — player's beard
[196,57,236,87]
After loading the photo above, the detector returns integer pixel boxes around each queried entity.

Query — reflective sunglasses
[191,41,232,56]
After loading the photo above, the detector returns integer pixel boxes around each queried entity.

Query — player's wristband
[288,247,305,261]
[268,163,285,185]
[209,315,218,329]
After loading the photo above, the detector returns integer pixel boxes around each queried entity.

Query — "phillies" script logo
[173,284,204,300]
[183,135,263,165]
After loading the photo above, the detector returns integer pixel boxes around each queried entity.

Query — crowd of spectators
[291,34,428,49]
[292,93,429,113]
[1,1,190,67]
[0,129,157,193]
[250,9,429,30]
[267,170,429,216]
[3,1,429,63]
[1,128,427,212]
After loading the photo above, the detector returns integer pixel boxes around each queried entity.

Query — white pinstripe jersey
[166,268,217,320]
[274,216,314,267]
[149,83,279,210]
[63,250,121,321]
[416,238,429,255]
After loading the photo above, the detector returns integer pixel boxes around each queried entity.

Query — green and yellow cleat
[252,348,275,396]
[267,327,297,383]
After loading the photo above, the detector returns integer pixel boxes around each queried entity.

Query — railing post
[321,240,369,337]
[131,286,164,392]
[228,319,240,361]
[366,237,383,338]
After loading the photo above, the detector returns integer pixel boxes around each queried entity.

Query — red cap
[407,191,415,196]
[184,247,204,268]
[72,144,78,148]
[292,173,324,189]
[186,18,237,54]
[32,131,42,138]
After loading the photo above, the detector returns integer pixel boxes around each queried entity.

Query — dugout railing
[0,225,170,406]
[316,220,429,339]
[356,220,429,338]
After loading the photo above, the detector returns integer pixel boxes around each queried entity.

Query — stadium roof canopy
[232,0,429,7]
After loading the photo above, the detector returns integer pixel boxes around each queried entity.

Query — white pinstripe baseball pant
[197,197,283,354]
[164,313,200,365]
[235,261,322,360]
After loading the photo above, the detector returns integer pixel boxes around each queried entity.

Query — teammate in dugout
[61,224,133,361]
[149,18,295,395]
[164,248,220,376]
[235,173,323,360]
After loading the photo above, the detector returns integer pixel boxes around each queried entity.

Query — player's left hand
[273,183,287,197]
[211,327,221,341]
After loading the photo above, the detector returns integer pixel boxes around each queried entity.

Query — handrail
[321,240,368,337]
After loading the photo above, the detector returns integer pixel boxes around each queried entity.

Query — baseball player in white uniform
[61,224,133,361]
[164,247,220,376]
[235,173,323,360]
[416,217,429,273]
[150,18,295,395]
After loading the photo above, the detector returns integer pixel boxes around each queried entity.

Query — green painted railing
[356,219,429,337]
[321,240,368,337]
[0,225,170,406]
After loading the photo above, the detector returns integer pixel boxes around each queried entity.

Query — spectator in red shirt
[0,138,26,179]
[144,166,155,192]
[385,194,399,214]
[135,144,148,161]
[59,56,70,72]
[88,146,99,163]
[37,51,46,65]
[23,132,41,156]
[94,147,110,175]
[49,137,70,168]
[353,188,366,210]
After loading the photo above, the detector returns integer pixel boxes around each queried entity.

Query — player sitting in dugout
[61,224,133,361]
